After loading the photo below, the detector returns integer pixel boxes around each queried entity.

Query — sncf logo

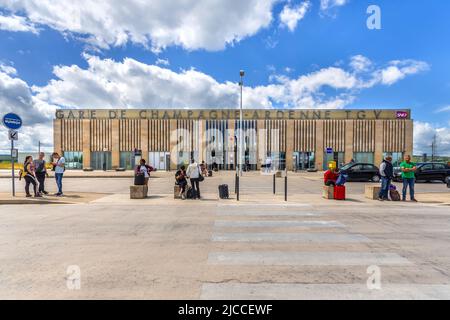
[396,111,408,119]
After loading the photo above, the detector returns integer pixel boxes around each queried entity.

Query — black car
[340,163,381,182]
[394,162,450,183]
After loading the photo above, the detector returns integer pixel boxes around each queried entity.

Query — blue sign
[326,147,333,154]
[2,113,22,130]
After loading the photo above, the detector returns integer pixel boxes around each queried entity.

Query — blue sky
[0,0,449,154]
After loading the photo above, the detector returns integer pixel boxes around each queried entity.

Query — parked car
[394,162,450,183]
[339,163,381,182]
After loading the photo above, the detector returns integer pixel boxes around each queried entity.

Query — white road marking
[208,251,412,266]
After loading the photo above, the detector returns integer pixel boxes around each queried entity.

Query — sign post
[2,113,23,197]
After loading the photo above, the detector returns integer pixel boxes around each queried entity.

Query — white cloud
[378,60,429,86]
[320,0,349,11]
[414,121,450,156]
[349,55,372,73]
[155,58,170,66]
[0,63,17,76]
[0,69,56,152]
[0,13,38,34]
[279,1,310,32]
[435,105,450,113]
[32,54,428,112]
[0,0,277,51]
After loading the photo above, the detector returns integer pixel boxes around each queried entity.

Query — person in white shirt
[265,156,272,173]
[52,152,65,196]
[186,159,201,199]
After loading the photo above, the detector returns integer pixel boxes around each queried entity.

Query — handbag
[197,165,205,182]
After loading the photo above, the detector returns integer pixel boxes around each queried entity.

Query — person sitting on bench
[324,168,339,186]
[175,166,188,199]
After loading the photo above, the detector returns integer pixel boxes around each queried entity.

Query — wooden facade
[53,109,413,170]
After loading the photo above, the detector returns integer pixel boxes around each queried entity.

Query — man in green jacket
[399,155,417,202]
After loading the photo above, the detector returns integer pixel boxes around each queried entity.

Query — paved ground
[0,171,449,299]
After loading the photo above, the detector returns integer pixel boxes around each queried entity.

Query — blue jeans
[55,173,64,194]
[378,177,391,199]
[402,178,415,200]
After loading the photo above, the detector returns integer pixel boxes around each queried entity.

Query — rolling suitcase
[134,174,145,186]
[218,184,229,199]
[334,185,346,200]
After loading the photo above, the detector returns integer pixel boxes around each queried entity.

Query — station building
[53,109,413,171]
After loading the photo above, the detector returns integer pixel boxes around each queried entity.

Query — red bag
[334,185,346,200]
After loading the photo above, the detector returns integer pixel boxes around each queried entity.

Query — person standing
[52,152,65,196]
[34,152,49,195]
[22,156,41,198]
[186,158,201,199]
[400,155,417,202]
[265,156,272,173]
[135,159,154,185]
[378,155,394,201]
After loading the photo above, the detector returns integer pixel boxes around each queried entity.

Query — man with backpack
[33,152,49,195]
[378,155,394,201]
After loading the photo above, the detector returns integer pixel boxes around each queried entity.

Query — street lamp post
[239,70,244,176]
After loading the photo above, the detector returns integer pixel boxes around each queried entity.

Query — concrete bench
[174,185,182,199]
[322,186,334,199]
[365,185,381,200]
[130,185,148,199]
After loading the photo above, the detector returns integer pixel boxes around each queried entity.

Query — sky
[0,0,449,155]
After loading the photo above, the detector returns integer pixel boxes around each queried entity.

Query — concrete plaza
[0,171,449,299]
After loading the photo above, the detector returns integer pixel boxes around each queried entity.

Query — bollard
[236,175,240,201]
[284,172,287,202]
[273,174,276,194]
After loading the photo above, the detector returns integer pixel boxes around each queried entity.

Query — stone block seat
[365,185,381,200]
[130,185,148,199]
[322,185,334,199]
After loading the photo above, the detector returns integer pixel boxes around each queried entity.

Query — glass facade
[119,152,134,170]
[149,152,170,170]
[91,152,112,170]
[323,152,345,170]
[383,152,403,168]
[269,152,286,170]
[294,152,315,170]
[63,151,83,169]
[354,152,375,164]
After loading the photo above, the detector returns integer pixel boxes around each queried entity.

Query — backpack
[336,174,348,186]
[35,160,46,173]
[390,189,401,201]
[185,186,195,199]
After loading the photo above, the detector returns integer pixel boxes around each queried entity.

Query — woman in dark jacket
[175,165,188,199]
[134,159,154,185]
[21,156,42,198]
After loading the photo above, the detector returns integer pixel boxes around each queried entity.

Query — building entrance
[91,152,112,170]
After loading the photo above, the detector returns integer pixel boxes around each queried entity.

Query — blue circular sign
[2,113,22,130]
